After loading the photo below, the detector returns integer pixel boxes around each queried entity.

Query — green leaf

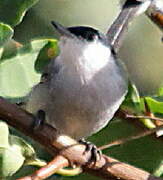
[0,147,25,178]
[9,136,35,159]
[0,125,25,178]
[139,118,156,129]
[121,82,157,129]
[158,86,163,96]
[9,135,46,167]
[0,39,58,102]
[0,48,3,59]
[0,0,39,27]
[136,98,156,129]
[0,123,45,178]
[1,40,22,60]
[153,161,163,177]
[143,96,163,114]
[0,121,9,148]
[35,40,58,73]
[0,23,13,47]
[121,81,141,113]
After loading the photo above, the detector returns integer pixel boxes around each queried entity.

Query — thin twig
[100,109,163,150]
[99,124,163,150]
[126,114,163,122]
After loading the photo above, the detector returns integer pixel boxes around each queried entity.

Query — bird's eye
[86,32,95,41]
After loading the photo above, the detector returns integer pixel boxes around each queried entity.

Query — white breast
[57,37,112,83]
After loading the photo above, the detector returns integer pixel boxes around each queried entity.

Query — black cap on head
[68,26,103,41]
[121,0,142,8]
[51,21,106,42]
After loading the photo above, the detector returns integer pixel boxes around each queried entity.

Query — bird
[26,21,128,140]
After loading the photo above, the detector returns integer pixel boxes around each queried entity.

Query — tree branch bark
[146,0,163,31]
[0,97,162,180]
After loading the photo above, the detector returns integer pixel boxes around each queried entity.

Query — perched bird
[26,21,128,140]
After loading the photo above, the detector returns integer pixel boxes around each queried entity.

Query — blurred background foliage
[0,0,163,179]
[14,0,163,95]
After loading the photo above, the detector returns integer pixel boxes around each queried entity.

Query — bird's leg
[79,138,102,165]
[16,101,26,106]
[32,109,46,130]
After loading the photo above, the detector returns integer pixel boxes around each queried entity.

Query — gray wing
[25,58,61,115]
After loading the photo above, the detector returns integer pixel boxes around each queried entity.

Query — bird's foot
[79,138,101,165]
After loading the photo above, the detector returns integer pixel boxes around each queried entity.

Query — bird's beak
[51,21,75,38]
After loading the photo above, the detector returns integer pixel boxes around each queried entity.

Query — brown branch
[146,0,163,31]
[17,155,69,180]
[0,97,162,180]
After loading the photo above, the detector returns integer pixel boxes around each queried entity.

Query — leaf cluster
[0,0,163,179]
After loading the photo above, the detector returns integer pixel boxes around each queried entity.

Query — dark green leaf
[158,86,163,96]
[0,23,13,47]
[121,81,141,113]
[143,96,163,114]
[0,0,39,26]
[35,40,59,73]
